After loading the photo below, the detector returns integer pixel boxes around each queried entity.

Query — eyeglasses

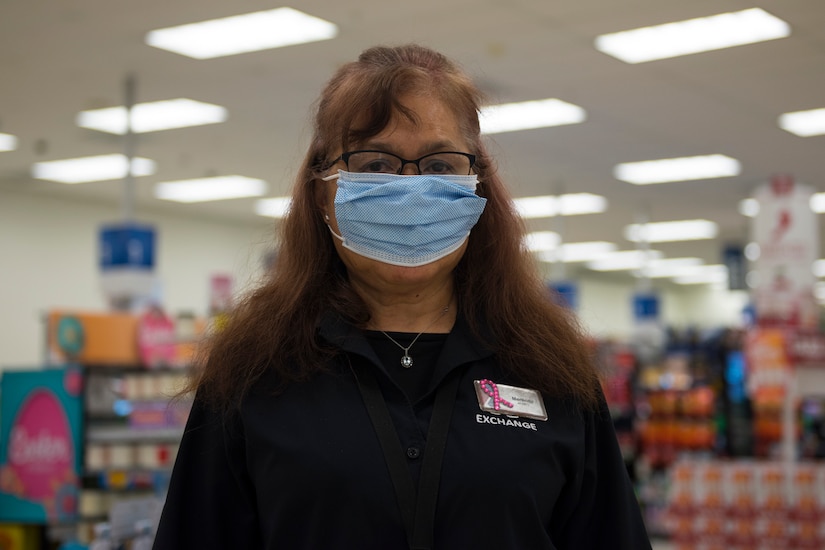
[334,150,476,176]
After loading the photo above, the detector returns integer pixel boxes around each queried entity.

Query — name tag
[474,379,547,421]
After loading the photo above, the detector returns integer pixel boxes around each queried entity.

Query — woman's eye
[361,160,396,173]
[423,161,452,174]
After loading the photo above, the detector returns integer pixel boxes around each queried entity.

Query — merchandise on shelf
[0,524,41,550]
[0,367,83,523]
[48,310,205,369]
[40,308,200,547]
[665,459,825,550]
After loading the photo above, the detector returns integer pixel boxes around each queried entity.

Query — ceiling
[1,0,824,282]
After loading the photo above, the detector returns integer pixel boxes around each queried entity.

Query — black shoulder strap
[411,370,460,549]
[355,367,418,537]
[355,367,461,550]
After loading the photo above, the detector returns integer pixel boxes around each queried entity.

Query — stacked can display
[666,459,825,549]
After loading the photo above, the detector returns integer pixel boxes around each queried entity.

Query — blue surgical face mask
[322,170,487,267]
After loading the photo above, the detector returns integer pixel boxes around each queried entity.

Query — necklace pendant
[401,354,413,368]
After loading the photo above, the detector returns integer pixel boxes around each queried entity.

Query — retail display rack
[0,309,204,548]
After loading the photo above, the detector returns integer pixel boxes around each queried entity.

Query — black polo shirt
[153,312,651,549]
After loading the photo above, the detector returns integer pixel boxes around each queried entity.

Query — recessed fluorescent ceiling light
[778,108,825,137]
[77,99,227,134]
[673,265,729,285]
[255,197,293,218]
[739,197,759,217]
[812,259,825,278]
[514,193,606,218]
[587,249,664,271]
[537,241,617,263]
[642,257,704,278]
[479,99,586,135]
[624,219,718,243]
[145,7,338,59]
[811,193,825,213]
[744,242,760,261]
[32,154,156,184]
[614,154,740,184]
[525,231,561,252]
[594,8,790,64]
[0,132,18,152]
[155,176,266,203]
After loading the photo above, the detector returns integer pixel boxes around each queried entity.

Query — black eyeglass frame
[333,149,477,175]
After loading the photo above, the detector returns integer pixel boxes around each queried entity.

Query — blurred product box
[48,311,140,366]
[0,368,83,523]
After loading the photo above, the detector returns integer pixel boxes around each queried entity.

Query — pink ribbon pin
[479,379,514,411]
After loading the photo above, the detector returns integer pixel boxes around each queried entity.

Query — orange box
[48,311,140,366]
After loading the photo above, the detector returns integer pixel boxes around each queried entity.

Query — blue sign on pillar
[99,223,155,271]
[632,292,659,322]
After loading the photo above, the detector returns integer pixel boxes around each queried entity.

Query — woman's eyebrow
[359,140,460,155]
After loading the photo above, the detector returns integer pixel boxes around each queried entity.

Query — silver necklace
[380,304,450,368]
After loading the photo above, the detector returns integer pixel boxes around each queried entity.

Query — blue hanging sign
[632,292,659,322]
[99,223,155,271]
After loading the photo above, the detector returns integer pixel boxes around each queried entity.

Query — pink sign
[751,174,819,329]
[138,306,177,368]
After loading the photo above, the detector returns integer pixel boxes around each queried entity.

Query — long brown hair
[193,44,602,411]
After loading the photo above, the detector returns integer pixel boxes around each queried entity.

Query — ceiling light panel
[77,99,227,134]
[537,241,617,263]
[524,231,561,252]
[642,257,705,278]
[155,176,266,203]
[811,193,825,213]
[778,108,825,137]
[739,198,759,217]
[0,133,18,152]
[624,219,718,243]
[145,8,338,59]
[673,265,729,285]
[32,154,156,184]
[255,197,292,218]
[587,249,664,271]
[479,99,586,135]
[514,193,606,218]
[595,8,791,64]
[614,154,741,184]
[812,259,825,278]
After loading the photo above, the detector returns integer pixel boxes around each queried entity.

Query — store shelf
[83,469,173,492]
[86,425,184,444]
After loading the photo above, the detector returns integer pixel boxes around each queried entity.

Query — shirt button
[406,446,421,459]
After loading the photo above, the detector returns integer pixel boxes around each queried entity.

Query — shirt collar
[318,308,494,381]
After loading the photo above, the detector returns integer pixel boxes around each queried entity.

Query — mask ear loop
[318,172,344,241]
[319,171,339,229]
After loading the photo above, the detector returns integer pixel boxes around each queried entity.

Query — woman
[154,44,651,549]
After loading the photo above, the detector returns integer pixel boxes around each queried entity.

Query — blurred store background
[1,1,825,548]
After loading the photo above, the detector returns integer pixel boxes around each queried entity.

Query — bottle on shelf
[88,522,114,550]
[132,519,154,550]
